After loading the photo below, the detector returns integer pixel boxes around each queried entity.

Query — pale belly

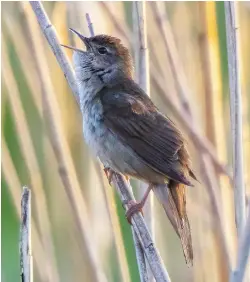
[83,107,138,174]
[82,101,165,184]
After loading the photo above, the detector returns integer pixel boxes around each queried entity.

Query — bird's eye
[98,47,108,55]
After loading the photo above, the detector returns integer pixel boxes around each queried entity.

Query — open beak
[61,28,91,52]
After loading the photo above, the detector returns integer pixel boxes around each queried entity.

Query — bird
[62,29,198,266]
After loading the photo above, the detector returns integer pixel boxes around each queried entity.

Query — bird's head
[62,29,133,84]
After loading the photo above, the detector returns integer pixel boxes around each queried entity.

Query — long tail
[153,181,193,266]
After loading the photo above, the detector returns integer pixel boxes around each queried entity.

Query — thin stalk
[27,3,108,282]
[30,2,171,281]
[230,205,250,282]
[86,13,95,37]
[224,1,246,238]
[225,3,248,281]
[20,187,33,282]
[131,228,149,282]
[29,1,80,104]
[133,1,150,93]
[2,139,54,282]
[133,2,153,281]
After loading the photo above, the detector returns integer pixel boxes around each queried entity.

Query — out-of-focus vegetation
[1,2,250,282]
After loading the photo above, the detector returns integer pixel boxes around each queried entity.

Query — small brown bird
[62,30,197,266]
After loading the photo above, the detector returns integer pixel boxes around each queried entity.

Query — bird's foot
[124,184,153,224]
[124,175,130,182]
[104,167,129,185]
[125,200,144,224]
[103,167,114,185]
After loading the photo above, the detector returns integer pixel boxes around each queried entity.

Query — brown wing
[99,82,193,186]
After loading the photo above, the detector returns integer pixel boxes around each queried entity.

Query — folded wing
[100,82,193,186]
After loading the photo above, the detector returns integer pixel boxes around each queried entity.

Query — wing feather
[99,82,193,185]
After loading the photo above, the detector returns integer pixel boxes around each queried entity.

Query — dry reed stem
[2,38,59,282]
[133,2,150,93]
[86,13,95,37]
[99,1,231,180]
[133,2,153,281]
[93,161,131,282]
[29,1,79,104]
[224,1,246,238]
[30,2,171,281]
[2,140,55,282]
[131,228,149,282]
[131,218,148,281]
[20,187,33,282]
[230,205,250,282]
[225,3,249,281]
[27,3,107,281]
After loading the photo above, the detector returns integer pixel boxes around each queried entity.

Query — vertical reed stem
[224,1,246,237]
[133,2,153,280]
[230,205,250,282]
[20,187,33,282]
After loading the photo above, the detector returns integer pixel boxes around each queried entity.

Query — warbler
[62,29,197,266]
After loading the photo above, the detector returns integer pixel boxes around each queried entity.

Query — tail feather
[153,182,193,266]
[189,169,199,183]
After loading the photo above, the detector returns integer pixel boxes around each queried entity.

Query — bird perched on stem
[62,29,197,266]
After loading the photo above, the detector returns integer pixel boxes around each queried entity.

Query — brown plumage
[65,31,197,266]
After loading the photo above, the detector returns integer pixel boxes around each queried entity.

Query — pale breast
[82,97,119,165]
[83,98,140,174]
[83,98,104,152]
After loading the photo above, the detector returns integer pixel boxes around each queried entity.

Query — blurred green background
[1,2,250,282]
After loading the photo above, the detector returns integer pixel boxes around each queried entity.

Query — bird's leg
[125,184,153,224]
[103,167,115,185]
[104,167,129,185]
